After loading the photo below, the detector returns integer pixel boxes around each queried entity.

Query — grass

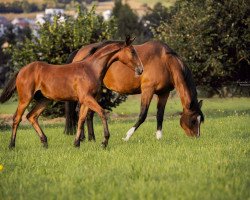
[0,97,250,199]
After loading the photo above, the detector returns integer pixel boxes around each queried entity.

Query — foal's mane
[83,40,124,60]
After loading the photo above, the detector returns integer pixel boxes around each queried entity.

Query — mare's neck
[169,56,197,112]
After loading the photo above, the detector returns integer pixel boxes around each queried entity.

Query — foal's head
[180,100,204,137]
[110,36,143,76]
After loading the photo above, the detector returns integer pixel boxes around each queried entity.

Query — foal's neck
[88,49,120,81]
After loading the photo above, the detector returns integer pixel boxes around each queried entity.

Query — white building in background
[36,8,66,25]
[102,10,111,21]
[36,13,46,25]
[11,18,29,29]
[0,16,10,37]
[45,8,64,15]
[0,24,5,37]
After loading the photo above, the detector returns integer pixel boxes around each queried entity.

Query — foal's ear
[125,35,136,46]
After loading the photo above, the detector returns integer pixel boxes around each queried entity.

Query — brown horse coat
[66,41,204,141]
[0,37,143,149]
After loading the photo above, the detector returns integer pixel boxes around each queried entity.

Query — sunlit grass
[0,97,249,199]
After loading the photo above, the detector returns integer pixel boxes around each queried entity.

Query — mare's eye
[191,119,196,125]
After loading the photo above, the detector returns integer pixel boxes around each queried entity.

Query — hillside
[0,0,176,20]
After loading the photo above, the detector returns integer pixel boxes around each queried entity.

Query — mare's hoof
[42,142,48,149]
[88,138,96,142]
[122,137,130,142]
[79,136,85,142]
[101,141,108,148]
[74,140,80,147]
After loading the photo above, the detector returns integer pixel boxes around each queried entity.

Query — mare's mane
[164,43,204,120]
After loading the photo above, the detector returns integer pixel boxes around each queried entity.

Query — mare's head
[180,100,204,137]
[110,35,143,76]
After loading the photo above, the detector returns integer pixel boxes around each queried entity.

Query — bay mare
[0,36,143,149]
[65,41,204,141]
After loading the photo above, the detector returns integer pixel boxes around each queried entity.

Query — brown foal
[0,36,143,149]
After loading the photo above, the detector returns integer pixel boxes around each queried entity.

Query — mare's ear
[198,100,203,109]
[125,35,136,46]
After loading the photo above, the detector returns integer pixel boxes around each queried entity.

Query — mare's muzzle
[135,66,143,76]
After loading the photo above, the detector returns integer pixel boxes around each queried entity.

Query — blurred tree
[112,0,143,41]
[153,0,250,92]
[0,25,31,87]
[141,2,170,39]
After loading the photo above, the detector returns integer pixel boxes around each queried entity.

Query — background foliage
[0,0,249,117]
[153,0,250,92]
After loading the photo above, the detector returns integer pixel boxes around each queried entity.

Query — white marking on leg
[155,130,162,140]
[197,115,201,137]
[122,127,136,141]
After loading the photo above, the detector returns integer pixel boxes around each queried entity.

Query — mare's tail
[64,49,79,135]
[64,101,78,135]
[0,72,18,103]
[66,49,79,64]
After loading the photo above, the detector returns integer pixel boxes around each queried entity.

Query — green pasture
[0,97,249,199]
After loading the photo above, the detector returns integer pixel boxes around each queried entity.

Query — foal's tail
[0,72,18,103]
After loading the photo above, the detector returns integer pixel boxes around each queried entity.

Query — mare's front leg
[123,88,154,141]
[155,92,169,140]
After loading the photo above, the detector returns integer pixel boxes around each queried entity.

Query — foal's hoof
[8,144,15,150]
[9,141,15,150]
[74,139,80,147]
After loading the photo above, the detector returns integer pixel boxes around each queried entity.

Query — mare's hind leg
[26,99,51,148]
[86,111,95,141]
[155,92,169,140]
[79,107,95,142]
[123,88,154,141]
[9,100,31,149]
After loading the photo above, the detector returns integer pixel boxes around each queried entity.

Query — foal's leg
[84,96,110,147]
[9,100,31,149]
[26,99,51,148]
[74,104,89,147]
[155,92,169,140]
[123,88,154,141]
